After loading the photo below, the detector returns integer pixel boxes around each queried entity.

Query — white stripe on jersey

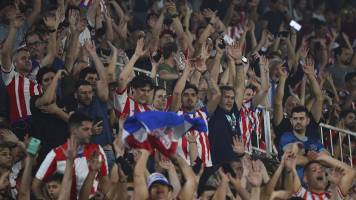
[14,76,22,118]
[24,78,31,116]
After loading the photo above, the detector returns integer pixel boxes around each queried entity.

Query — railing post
[262,107,272,156]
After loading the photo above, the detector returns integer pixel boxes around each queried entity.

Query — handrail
[319,123,356,137]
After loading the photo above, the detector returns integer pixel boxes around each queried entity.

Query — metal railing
[319,123,355,167]
[132,67,274,156]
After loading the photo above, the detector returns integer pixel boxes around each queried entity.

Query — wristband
[47,29,57,33]
[188,141,197,144]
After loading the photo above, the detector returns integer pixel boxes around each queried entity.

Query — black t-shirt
[30,95,69,163]
[274,114,320,147]
[208,104,241,165]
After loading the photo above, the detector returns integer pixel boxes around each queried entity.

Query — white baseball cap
[147,173,173,189]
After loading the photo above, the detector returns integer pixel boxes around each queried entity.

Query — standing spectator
[170,55,221,167]
[113,38,154,119]
[1,13,43,139]
[32,112,109,199]
[30,68,70,163]
[279,106,329,180]
[328,45,355,88]
[157,42,180,92]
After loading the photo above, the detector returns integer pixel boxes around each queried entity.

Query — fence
[319,123,355,167]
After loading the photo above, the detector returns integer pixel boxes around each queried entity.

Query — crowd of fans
[0,0,355,199]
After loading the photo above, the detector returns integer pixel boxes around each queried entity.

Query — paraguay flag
[123,111,207,157]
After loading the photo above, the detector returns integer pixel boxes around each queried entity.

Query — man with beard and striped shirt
[169,59,221,167]
[1,13,42,140]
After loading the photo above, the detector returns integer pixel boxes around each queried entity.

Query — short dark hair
[130,74,155,90]
[219,85,234,94]
[68,112,93,129]
[345,72,356,83]
[183,82,198,94]
[154,86,166,95]
[340,109,356,119]
[75,80,92,91]
[288,197,304,200]
[46,173,63,184]
[304,160,323,171]
[291,106,309,116]
[36,67,57,84]
[162,42,178,59]
[79,67,97,80]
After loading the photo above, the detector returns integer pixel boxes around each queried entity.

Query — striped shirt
[35,142,108,198]
[1,66,41,123]
[113,88,152,119]
[293,186,346,200]
[176,107,212,167]
[239,103,263,151]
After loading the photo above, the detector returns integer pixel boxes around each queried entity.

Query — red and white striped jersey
[35,142,108,198]
[176,107,212,167]
[239,103,263,151]
[293,186,346,200]
[1,66,42,123]
[113,88,152,119]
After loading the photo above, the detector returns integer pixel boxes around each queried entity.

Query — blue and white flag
[123,111,207,156]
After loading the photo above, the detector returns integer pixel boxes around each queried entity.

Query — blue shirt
[279,132,325,182]
[77,96,113,146]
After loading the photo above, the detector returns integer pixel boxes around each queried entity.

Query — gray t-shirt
[327,64,356,88]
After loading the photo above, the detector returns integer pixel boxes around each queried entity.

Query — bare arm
[169,62,192,112]
[18,155,34,200]
[204,71,221,114]
[212,170,229,200]
[26,0,42,26]
[84,41,109,102]
[35,70,64,107]
[133,149,150,200]
[252,56,270,107]
[172,154,197,200]
[1,18,22,71]
[273,67,287,126]
[317,154,356,195]
[304,58,323,122]
[117,38,146,91]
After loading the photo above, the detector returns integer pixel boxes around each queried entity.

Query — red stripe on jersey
[18,76,27,118]
[198,133,206,164]
[121,96,131,117]
[42,158,57,182]
[134,101,140,114]
[6,80,19,123]
[182,136,188,158]
[29,81,35,96]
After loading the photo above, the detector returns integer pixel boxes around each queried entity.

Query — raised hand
[232,135,245,155]
[260,55,269,73]
[43,10,60,30]
[62,137,78,161]
[283,151,297,171]
[159,157,175,170]
[113,135,125,157]
[327,167,344,185]
[68,9,79,31]
[247,161,263,187]
[88,150,102,172]
[217,168,229,184]
[134,38,147,57]
[0,129,19,144]
[277,64,288,80]
[92,120,103,135]
[226,42,242,61]
[185,132,198,143]
[303,57,315,76]
[84,40,97,55]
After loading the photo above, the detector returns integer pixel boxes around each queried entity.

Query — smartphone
[80,0,91,8]
[289,20,302,31]
[241,56,248,64]
[27,137,41,156]
[223,34,234,45]
[278,31,289,38]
